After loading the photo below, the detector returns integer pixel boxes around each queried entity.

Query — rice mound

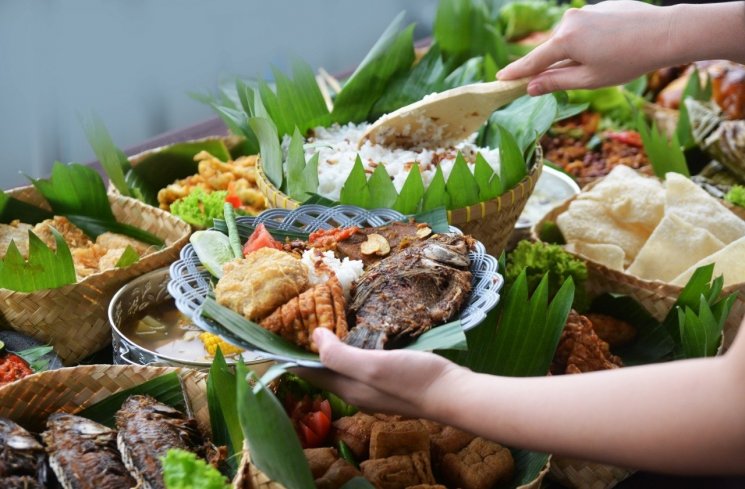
[288,122,501,201]
[301,248,364,300]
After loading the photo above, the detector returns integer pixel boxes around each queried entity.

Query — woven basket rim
[1,185,191,295]
[255,145,544,215]
[126,134,246,167]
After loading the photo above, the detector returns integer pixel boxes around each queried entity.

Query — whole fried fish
[115,395,208,489]
[42,413,135,489]
[0,418,46,488]
[345,233,473,349]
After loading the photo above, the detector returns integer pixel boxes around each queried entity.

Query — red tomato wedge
[224,193,241,209]
[242,223,283,256]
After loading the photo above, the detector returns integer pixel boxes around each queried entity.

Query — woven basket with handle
[256,150,543,257]
[0,186,191,365]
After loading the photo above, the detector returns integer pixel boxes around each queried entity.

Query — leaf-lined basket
[0,186,191,365]
[255,149,543,257]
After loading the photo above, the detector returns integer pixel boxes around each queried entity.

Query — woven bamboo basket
[531,195,745,351]
[239,450,549,489]
[255,150,544,257]
[0,186,191,365]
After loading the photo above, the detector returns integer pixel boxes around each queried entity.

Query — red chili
[0,353,33,385]
[224,193,242,209]
[605,130,643,148]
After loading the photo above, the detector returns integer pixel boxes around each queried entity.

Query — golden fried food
[33,216,92,250]
[586,312,638,348]
[360,451,436,489]
[215,248,309,322]
[315,459,361,489]
[304,447,339,479]
[332,413,379,460]
[260,276,348,352]
[440,438,514,489]
[157,151,266,215]
[0,220,33,258]
[552,311,623,375]
[369,420,430,460]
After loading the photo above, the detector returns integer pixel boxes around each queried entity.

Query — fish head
[421,239,470,268]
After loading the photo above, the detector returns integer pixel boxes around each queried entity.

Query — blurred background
[0,0,435,188]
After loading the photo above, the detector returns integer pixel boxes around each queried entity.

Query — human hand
[498,1,676,95]
[296,328,468,421]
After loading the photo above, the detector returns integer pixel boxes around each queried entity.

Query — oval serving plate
[168,205,504,367]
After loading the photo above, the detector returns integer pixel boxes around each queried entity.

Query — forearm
[668,2,745,65]
[429,356,745,474]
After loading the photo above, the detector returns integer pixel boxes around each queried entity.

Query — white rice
[301,248,364,300]
[284,122,502,201]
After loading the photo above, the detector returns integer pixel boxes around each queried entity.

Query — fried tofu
[369,420,430,459]
[315,459,362,489]
[361,451,436,489]
[304,447,339,479]
[440,438,514,489]
[333,413,379,460]
[429,425,477,466]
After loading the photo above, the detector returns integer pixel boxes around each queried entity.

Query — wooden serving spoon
[360,77,530,149]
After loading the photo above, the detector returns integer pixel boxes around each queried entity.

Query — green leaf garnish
[392,164,425,215]
[163,449,230,489]
[473,153,502,200]
[83,115,132,197]
[446,152,481,209]
[115,245,140,268]
[0,191,54,225]
[0,230,76,292]
[339,156,372,209]
[435,0,507,68]
[366,165,398,209]
[207,349,243,477]
[249,117,283,190]
[636,113,689,178]
[421,166,449,212]
[675,67,712,150]
[14,345,54,372]
[497,125,528,191]
[479,95,557,155]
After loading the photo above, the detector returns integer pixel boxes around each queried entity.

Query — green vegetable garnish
[725,185,745,209]
[162,449,230,489]
[170,189,230,229]
[505,240,588,310]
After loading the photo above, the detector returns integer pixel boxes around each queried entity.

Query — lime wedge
[190,230,236,278]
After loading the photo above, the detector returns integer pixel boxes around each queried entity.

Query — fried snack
[332,413,379,460]
[405,486,447,489]
[315,459,361,489]
[552,311,623,375]
[260,276,348,352]
[586,313,638,348]
[33,216,92,250]
[304,447,339,479]
[215,248,309,322]
[157,151,266,215]
[369,420,430,460]
[440,438,514,489]
[428,426,477,467]
[0,221,33,258]
[360,451,436,489]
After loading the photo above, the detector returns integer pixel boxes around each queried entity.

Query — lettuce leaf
[162,449,230,489]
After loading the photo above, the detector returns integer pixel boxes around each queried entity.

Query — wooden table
[113,116,745,489]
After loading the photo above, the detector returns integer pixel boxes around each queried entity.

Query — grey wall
[0,0,435,188]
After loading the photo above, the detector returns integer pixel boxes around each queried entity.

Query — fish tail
[344,327,387,349]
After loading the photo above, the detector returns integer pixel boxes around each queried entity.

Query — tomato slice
[242,223,283,256]
[224,193,241,209]
[298,419,325,448]
[318,399,332,421]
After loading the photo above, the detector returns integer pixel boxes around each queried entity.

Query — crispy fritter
[315,459,361,489]
[585,312,637,348]
[552,311,623,375]
[369,420,430,460]
[360,451,436,489]
[216,248,309,322]
[260,276,348,352]
[440,438,514,489]
[33,216,92,250]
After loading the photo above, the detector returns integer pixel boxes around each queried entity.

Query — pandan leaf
[0,230,76,292]
[637,113,689,178]
[446,152,481,209]
[249,117,283,190]
[474,153,502,200]
[392,164,425,215]
[285,128,308,201]
[421,166,449,211]
[332,13,416,123]
[0,191,53,225]
[339,156,371,208]
[498,125,528,190]
[301,153,320,200]
[83,115,131,197]
[115,245,140,268]
[366,165,398,209]
[236,79,257,116]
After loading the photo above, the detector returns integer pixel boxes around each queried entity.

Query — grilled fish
[115,395,207,489]
[345,233,473,349]
[42,413,135,489]
[0,418,46,488]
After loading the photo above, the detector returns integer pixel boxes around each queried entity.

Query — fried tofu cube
[315,459,362,489]
[369,420,430,459]
[304,447,339,479]
[429,425,477,465]
[333,412,379,459]
[361,451,436,489]
[405,486,447,489]
[440,438,515,489]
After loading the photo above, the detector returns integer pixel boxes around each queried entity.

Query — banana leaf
[78,372,187,428]
[207,349,243,477]
[434,0,508,68]
[0,230,76,292]
[115,245,140,268]
[0,191,54,225]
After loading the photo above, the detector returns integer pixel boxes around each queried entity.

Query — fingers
[527,65,596,95]
[497,38,567,81]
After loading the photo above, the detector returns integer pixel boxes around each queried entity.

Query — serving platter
[168,205,504,367]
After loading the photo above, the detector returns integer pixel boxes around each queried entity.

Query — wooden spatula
[360,78,529,148]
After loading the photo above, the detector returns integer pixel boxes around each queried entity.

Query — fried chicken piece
[315,459,362,489]
[551,311,623,375]
[332,413,379,460]
[440,438,514,489]
[585,312,637,348]
[260,276,348,352]
[304,447,339,479]
[369,420,430,460]
[0,221,33,258]
[360,451,436,489]
[216,248,309,321]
